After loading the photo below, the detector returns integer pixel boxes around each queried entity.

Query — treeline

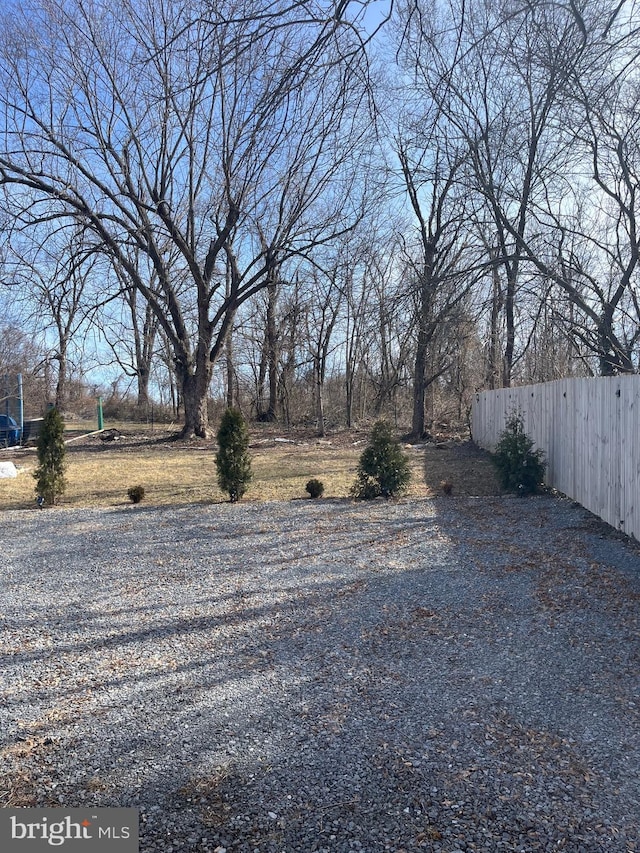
[0,0,638,436]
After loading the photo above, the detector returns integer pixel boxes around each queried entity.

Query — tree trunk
[256,333,268,419]
[265,279,278,420]
[256,242,279,422]
[181,370,211,437]
[255,291,278,422]
[136,303,158,416]
[278,340,295,429]
[177,336,213,438]
[226,335,235,409]
[315,360,325,437]
[411,245,435,439]
[224,259,236,410]
[345,315,360,429]
[54,345,67,411]
[345,365,354,428]
[486,250,503,390]
[598,310,634,375]
[502,271,516,388]
[136,370,150,412]
[411,337,427,438]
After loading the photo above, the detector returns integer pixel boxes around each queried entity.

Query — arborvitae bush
[305,478,324,499]
[351,420,411,499]
[492,413,546,495]
[127,485,145,504]
[33,407,67,506]
[215,408,252,502]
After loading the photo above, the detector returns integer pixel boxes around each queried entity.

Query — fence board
[472,377,639,540]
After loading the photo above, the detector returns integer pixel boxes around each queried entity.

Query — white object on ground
[0,461,18,478]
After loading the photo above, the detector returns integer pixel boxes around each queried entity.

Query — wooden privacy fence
[472,376,640,540]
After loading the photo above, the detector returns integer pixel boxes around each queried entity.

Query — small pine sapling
[33,407,67,506]
[215,408,252,502]
[492,412,546,495]
[351,420,411,499]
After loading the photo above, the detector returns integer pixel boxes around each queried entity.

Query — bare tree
[275,277,305,426]
[387,89,482,434]
[395,0,640,387]
[341,240,384,427]
[486,1,640,375]
[300,262,343,436]
[3,226,97,409]
[364,247,414,420]
[396,138,480,436]
[100,258,161,414]
[0,0,375,436]
[0,317,49,415]
[396,0,584,386]
[254,236,281,422]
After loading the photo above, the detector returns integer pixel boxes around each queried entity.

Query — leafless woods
[1,0,639,436]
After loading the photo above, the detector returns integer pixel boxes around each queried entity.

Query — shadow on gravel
[1,498,639,852]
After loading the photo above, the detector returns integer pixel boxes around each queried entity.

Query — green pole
[97,396,104,430]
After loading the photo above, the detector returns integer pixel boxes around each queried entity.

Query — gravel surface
[1,494,639,852]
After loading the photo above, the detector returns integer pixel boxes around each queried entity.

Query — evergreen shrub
[351,420,411,499]
[305,478,324,499]
[215,408,252,502]
[492,412,546,495]
[33,407,67,506]
[127,485,145,504]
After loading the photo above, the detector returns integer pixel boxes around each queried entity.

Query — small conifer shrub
[305,478,324,499]
[351,420,411,499]
[215,408,252,502]
[127,485,145,504]
[492,413,546,495]
[33,407,67,506]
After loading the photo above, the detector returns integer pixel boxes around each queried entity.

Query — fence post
[17,373,23,444]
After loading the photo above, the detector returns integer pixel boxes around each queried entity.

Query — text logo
[1,809,138,852]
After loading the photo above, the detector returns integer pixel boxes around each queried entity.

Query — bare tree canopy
[3,0,640,435]
[0,0,376,435]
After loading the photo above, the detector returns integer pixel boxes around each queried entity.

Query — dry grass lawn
[0,423,501,510]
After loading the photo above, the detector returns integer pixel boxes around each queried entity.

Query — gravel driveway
[1,494,639,852]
